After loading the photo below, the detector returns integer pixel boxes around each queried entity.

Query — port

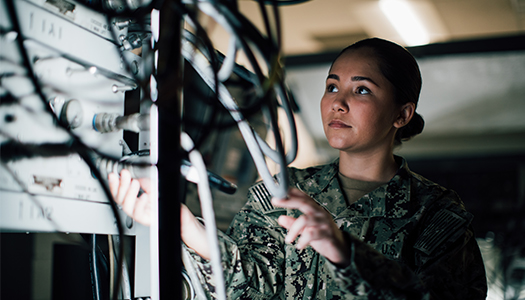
[45,0,76,15]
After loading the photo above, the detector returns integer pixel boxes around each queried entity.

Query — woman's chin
[327,138,353,152]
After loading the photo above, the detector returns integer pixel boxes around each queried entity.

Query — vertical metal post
[157,0,183,298]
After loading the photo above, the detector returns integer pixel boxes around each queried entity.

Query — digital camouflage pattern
[186,157,487,299]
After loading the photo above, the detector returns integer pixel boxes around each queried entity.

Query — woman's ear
[394,102,415,128]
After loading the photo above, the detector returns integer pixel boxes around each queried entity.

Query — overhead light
[379,0,430,46]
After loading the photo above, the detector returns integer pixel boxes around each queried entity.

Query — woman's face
[321,48,401,154]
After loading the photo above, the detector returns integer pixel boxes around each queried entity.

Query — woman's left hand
[272,188,351,267]
[108,169,152,226]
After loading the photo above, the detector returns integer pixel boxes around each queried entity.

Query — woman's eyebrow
[352,76,379,87]
[327,74,379,87]
[327,74,339,81]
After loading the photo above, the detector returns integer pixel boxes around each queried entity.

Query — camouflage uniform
[186,157,487,299]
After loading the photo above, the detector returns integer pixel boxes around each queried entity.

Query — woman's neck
[338,149,398,182]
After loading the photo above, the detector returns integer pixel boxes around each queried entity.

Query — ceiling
[219,0,525,56]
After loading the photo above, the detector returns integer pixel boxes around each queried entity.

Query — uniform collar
[296,156,412,219]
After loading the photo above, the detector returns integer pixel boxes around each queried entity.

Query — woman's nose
[332,96,349,113]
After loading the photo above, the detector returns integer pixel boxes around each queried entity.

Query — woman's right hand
[108,170,210,259]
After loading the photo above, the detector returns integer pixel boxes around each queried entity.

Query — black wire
[179,1,279,123]
[90,234,102,300]
[257,0,274,49]
[261,0,311,5]
[216,1,286,108]
[172,2,223,150]
[4,1,126,299]
[219,2,294,168]
[76,0,164,19]
[105,14,151,101]
[181,30,270,122]
[5,0,56,121]
[180,1,295,170]
[271,0,283,53]
[77,144,125,300]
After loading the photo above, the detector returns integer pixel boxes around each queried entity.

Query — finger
[277,215,296,230]
[296,227,314,250]
[121,179,140,217]
[138,177,152,194]
[108,173,119,198]
[133,194,151,226]
[116,170,132,204]
[272,195,319,215]
[288,188,307,197]
[285,214,308,244]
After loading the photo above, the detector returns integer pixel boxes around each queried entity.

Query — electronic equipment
[0,0,152,298]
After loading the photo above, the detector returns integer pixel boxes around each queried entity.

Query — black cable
[176,1,285,150]
[4,2,127,299]
[4,0,57,122]
[90,234,102,300]
[261,0,311,5]
[257,0,274,49]
[216,1,287,112]
[171,2,224,150]
[181,30,268,122]
[77,144,125,300]
[75,0,164,19]
[271,0,283,53]
[105,14,152,100]
[179,2,297,170]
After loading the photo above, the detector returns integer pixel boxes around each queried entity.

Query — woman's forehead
[329,49,383,78]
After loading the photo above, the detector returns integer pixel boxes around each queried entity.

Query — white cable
[181,39,288,199]
[183,1,298,168]
[180,132,226,300]
[182,246,207,300]
[217,35,238,82]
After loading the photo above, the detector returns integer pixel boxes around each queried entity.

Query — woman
[109,38,487,299]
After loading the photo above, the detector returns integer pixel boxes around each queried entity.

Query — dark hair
[334,38,425,145]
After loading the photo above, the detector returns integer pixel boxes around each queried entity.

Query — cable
[181,245,207,300]
[217,34,238,82]
[90,234,102,300]
[180,132,226,300]
[181,28,297,164]
[260,0,311,5]
[174,2,223,150]
[2,2,157,300]
[4,5,129,299]
[74,0,164,19]
[181,38,290,198]
[183,1,298,165]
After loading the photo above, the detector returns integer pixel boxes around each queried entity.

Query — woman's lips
[328,120,351,129]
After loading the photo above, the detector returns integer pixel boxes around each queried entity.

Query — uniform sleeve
[185,187,287,299]
[412,191,487,299]
[325,192,487,300]
[324,232,430,299]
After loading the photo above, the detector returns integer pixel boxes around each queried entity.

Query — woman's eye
[356,87,371,95]
[327,84,339,93]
